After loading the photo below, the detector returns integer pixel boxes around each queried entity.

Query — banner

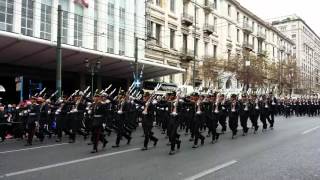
[74,0,89,8]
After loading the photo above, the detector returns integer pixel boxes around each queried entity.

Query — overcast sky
[236,0,320,35]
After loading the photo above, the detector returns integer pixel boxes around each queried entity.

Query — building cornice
[228,0,295,45]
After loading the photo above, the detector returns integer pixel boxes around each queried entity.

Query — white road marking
[1,148,140,177]
[0,143,69,154]
[184,160,238,180]
[302,125,320,135]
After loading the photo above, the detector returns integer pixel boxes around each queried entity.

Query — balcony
[286,49,292,55]
[243,41,253,51]
[279,45,286,52]
[257,32,266,40]
[180,48,194,62]
[243,22,253,34]
[203,1,214,12]
[181,12,193,26]
[257,49,267,57]
[203,24,214,35]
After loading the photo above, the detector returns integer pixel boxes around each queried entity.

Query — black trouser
[249,112,259,131]
[219,113,227,132]
[168,115,180,151]
[208,113,219,141]
[240,112,249,133]
[92,125,106,151]
[115,114,131,145]
[56,114,70,139]
[0,124,9,141]
[193,114,205,145]
[142,115,157,148]
[229,113,238,136]
[260,113,268,129]
[26,122,36,144]
[268,111,275,128]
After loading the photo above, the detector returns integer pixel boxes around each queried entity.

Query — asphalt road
[0,116,320,180]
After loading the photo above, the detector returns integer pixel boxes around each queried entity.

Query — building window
[183,34,187,52]
[119,28,125,55]
[252,21,255,32]
[94,20,98,50]
[74,14,83,47]
[213,0,217,9]
[0,0,14,32]
[228,4,231,16]
[252,37,255,49]
[204,42,208,56]
[60,0,69,44]
[107,24,114,53]
[195,38,199,56]
[21,0,34,36]
[155,23,161,46]
[108,1,115,23]
[40,0,52,40]
[213,45,217,59]
[237,29,240,42]
[156,0,162,7]
[170,0,175,12]
[228,23,231,38]
[93,0,98,50]
[74,4,83,47]
[213,17,217,32]
[237,12,240,22]
[147,20,154,38]
[170,29,175,49]
[292,34,296,38]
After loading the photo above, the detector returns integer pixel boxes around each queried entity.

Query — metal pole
[134,37,139,80]
[91,68,94,97]
[192,0,197,88]
[56,5,62,98]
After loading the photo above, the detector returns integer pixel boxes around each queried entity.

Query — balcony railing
[243,22,253,33]
[181,12,193,26]
[257,49,267,57]
[203,1,214,12]
[279,45,286,52]
[180,48,194,62]
[243,41,254,51]
[203,24,214,34]
[257,31,266,40]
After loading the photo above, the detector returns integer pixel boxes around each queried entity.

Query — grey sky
[236,0,320,35]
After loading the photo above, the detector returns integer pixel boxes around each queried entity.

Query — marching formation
[1,84,319,155]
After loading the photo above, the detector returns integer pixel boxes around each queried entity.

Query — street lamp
[84,58,101,97]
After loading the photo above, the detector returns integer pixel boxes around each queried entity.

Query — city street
[0,116,319,180]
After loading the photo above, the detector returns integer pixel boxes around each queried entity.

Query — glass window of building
[107,24,114,53]
[213,0,217,9]
[59,0,69,44]
[93,0,98,50]
[228,23,231,38]
[213,45,217,59]
[213,17,217,32]
[204,42,208,56]
[0,0,14,32]
[170,29,175,49]
[74,4,83,47]
[228,4,231,16]
[147,20,154,38]
[237,12,240,22]
[237,29,240,42]
[155,23,161,46]
[156,0,162,7]
[21,0,34,36]
[40,0,52,40]
[119,28,125,55]
[170,0,175,12]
